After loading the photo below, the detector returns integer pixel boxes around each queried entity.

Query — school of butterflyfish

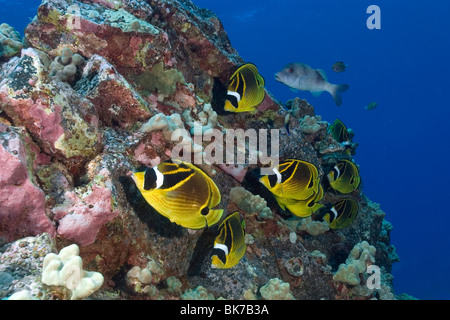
[132,63,363,269]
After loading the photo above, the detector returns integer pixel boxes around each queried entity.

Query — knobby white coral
[41,244,104,300]
[333,241,376,286]
[230,187,273,219]
[259,278,295,300]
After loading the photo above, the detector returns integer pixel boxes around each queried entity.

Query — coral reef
[125,259,163,297]
[41,244,104,300]
[0,234,53,299]
[333,241,376,286]
[0,23,23,61]
[0,0,400,300]
[229,186,274,220]
[260,278,295,300]
[0,124,55,242]
[181,286,216,300]
[49,47,85,83]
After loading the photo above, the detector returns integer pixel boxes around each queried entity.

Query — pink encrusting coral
[0,95,64,153]
[28,100,65,146]
[53,184,119,246]
[0,124,56,242]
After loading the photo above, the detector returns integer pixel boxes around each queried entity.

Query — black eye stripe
[212,248,227,265]
[268,174,278,188]
[143,168,157,190]
[226,93,239,109]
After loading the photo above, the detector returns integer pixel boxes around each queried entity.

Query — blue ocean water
[1,0,449,300]
[191,0,450,300]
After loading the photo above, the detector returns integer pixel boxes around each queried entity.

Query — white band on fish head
[330,207,339,220]
[153,167,164,189]
[213,243,229,256]
[333,165,341,179]
[227,91,241,102]
[272,167,282,185]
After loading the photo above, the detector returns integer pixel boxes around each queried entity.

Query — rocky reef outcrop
[0,0,399,300]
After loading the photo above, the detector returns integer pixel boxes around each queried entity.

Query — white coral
[260,278,295,300]
[230,187,273,219]
[292,216,329,236]
[41,244,104,300]
[333,241,376,286]
[181,286,215,300]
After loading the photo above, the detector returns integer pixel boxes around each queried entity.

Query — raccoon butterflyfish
[132,159,224,229]
[211,211,246,269]
[273,183,324,218]
[259,159,321,201]
[328,119,355,155]
[323,199,359,229]
[223,63,266,113]
[329,119,352,144]
[327,159,361,194]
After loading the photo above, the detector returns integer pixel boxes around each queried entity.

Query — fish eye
[288,68,294,73]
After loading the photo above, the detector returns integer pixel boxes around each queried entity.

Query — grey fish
[275,63,350,106]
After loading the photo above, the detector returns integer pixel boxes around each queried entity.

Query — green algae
[133,62,186,96]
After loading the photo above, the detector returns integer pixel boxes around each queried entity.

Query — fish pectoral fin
[273,195,288,211]
[284,200,311,218]
[311,90,323,97]
[317,69,328,81]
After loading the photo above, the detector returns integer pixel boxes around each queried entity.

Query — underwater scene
[0,0,449,303]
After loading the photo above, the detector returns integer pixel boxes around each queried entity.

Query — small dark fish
[332,61,348,73]
[365,102,378,111]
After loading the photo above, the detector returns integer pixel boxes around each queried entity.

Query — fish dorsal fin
[316,69,328,81]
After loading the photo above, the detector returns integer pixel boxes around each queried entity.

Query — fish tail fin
[206,209,224,227]
[331,84,349,106]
